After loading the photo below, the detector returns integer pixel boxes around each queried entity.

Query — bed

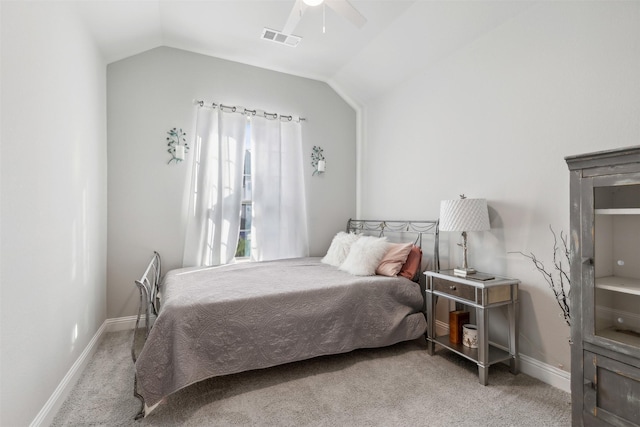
[131,219,439,419]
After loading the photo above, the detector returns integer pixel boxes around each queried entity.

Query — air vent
[261,28,301,47]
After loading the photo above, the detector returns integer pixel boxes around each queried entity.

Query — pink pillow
[398,245,422,280]
[376,242,413,277]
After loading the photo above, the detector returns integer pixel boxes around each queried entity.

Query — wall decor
[167,127,189,164]
[311,145,325,175]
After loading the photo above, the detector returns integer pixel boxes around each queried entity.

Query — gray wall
[1,3,107,426]
[359,1,640,374]
[107,47,356,319]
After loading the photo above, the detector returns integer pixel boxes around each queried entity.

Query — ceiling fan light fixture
[303,0,324,6]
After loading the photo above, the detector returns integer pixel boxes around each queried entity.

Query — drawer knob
[449,285,457,290]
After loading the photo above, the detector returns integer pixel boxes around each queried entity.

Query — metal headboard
[346,219,440,272]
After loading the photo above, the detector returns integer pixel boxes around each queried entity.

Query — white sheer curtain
[250,116,309,261]
[182,107,247,267]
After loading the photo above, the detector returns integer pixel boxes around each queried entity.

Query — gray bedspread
[135,257,426,413]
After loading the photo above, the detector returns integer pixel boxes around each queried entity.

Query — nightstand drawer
[433,277,476,303]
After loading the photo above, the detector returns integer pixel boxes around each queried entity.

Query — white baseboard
[435,319,449,337]
[106,314,156,332]
[29,321,107,427]
[105,315,138,332]
[486,340,570,393]
[518,353,571,393]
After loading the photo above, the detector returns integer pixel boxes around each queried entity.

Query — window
[235,127,252,258]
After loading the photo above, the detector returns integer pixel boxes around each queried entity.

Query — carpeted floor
[52,330,571,426]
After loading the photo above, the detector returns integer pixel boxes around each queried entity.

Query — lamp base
[454,267,477,277]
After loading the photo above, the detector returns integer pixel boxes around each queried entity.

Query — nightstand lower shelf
[430,335,514,366]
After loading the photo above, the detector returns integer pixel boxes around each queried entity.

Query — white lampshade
[303,0,324,6]
[439,198,490,232]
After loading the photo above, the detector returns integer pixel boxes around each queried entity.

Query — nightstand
[424,270,520,385]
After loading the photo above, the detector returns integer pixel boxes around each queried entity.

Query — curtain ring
[195,101,303,121]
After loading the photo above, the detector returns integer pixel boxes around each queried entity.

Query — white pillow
[339,236,389,276]
[321,232,360,267]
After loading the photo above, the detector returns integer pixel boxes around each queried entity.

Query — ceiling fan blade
[282,0,308,34]
[325,0,367,28]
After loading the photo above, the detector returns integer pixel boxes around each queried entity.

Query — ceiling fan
[281,0,367,35]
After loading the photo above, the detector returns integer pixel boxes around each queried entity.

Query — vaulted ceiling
[76,0,535,105]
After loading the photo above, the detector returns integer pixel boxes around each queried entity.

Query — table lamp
[439,195,490,277]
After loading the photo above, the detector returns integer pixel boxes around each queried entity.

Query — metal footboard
[132,251,162,419]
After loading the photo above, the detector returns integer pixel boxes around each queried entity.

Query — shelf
[595,208,640,215]
[430,335,513,366]
[596,327,640,348]
[596,276,640,296]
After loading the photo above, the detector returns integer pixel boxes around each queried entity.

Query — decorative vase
[462,324,478,348]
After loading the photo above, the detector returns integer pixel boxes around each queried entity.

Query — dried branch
[511,226,571,327]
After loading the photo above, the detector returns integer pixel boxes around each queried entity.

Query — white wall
[360,1,640,372]
[0,2,107,426]
[107,47,356,319]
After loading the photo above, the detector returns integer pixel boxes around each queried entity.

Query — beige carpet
[52,330,571,426]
